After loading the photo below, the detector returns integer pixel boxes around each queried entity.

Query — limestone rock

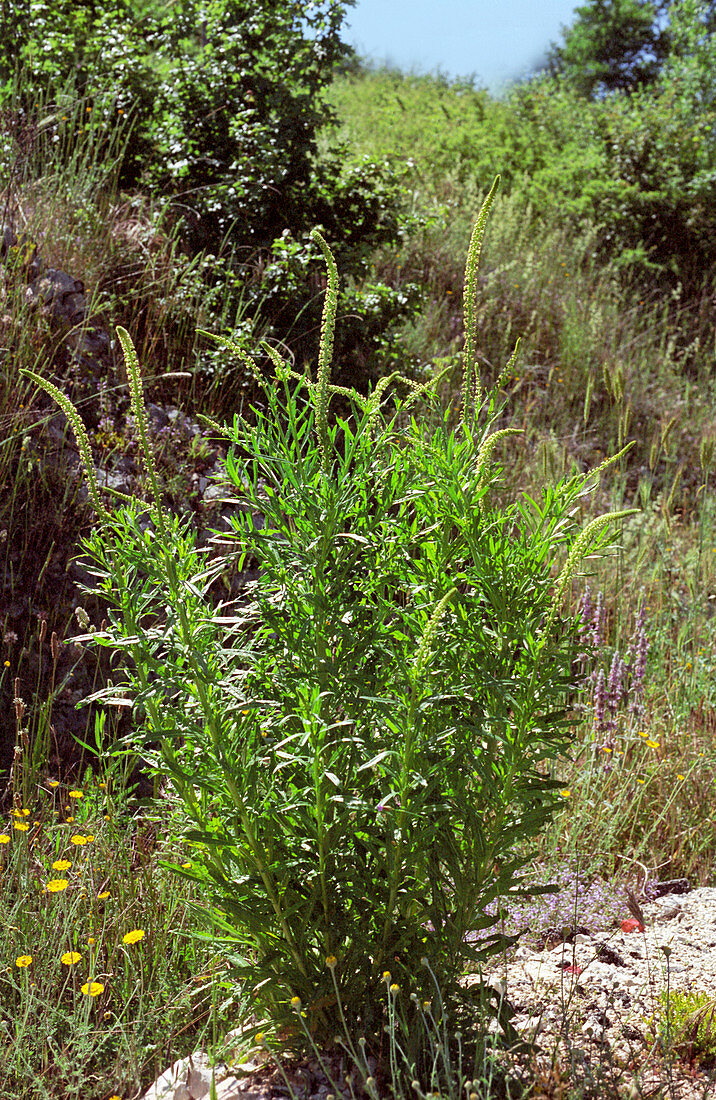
[27,268,87,328]
[141,1051,244,1100]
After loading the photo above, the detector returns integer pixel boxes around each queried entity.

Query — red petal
[620,918,645,933]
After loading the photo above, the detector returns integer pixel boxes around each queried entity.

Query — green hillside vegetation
[0,0,715,1096]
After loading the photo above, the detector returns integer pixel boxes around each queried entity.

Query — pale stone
[141,1052,229,1100]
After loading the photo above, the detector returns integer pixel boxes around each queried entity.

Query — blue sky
[342,1,582,93]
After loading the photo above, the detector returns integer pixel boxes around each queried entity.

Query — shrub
[0,0,399,249]
[27,186,632,1071]
[499,73,715,285]
[330,55,716,290]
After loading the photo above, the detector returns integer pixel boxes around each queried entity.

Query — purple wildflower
[591,591,605,650]
[593,668,607,734]
[629,605,649,716]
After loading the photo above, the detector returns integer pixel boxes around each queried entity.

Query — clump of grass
[530,572,716,886]
[655,990,716,1068]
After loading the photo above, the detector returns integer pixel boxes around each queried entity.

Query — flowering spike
[20,369,109,520]
[310,228,339,475]
[116,326,166,532]
[462,175,499,426]
[540,510,636,644]
[412,588,457,683]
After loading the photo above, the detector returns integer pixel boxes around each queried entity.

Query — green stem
[380,588,457,962]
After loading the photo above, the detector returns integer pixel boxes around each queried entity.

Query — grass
[0,61,714,1100]
[0,757,230,1099]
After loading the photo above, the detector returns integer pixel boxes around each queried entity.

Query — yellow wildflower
[81,981,104,996]
[46,879,69,893]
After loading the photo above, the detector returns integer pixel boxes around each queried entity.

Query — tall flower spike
[592,591,605,650]
[461,175,499,428]
[20,369,109,521]
[594,668,607,734]
[474,427,523,498]
[487,337,522,406]
[197,328,264,386]
[578,585,592,648]
[540,509,637,645]
[311,228,339,475]
[412,587,457,684]
[116,327,165,533]
[630,606,649,715]
[260,340,293,383]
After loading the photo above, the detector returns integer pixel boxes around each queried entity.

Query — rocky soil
[141,886,716,1100]
[480,884,716,1098]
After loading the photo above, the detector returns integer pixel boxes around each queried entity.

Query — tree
[549,0,673,97]
[660,0,716,107]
